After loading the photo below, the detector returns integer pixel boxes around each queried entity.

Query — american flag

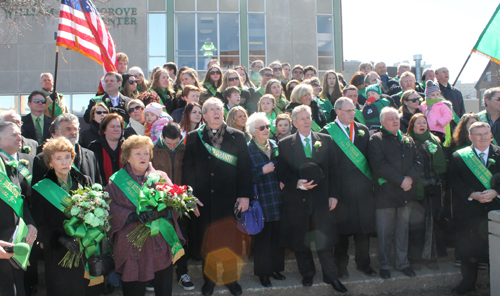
[56,0,117,72]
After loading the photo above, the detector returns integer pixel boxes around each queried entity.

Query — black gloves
[58,236,79,253]
[128,209,170,224]
[128,213,141,223]
[49,92,59,101]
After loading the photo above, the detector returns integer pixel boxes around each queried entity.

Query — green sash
[32,179,71,212]
[477,110,499,145]
[311,120,321,132]
[196,125,238,166]
[0,170,23,218]
[204,82,217,96]
[0,149,32,184]
[257,87,265,96]
[452,108,460,125]
[324,123,372,181]
[12,218,30,270]
[108,169,184,262]
[354,109,366,125]
[456,147,492,189]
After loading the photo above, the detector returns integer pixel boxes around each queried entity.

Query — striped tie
[35,117,43,144]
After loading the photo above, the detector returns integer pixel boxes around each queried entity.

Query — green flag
[472,4,500,64]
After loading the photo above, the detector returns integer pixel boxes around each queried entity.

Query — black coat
[199,88,224,106]
[83,93,131,124]
[285,101,328,129]
[20,136,38,157]
[32,144,102,186]
[182,126,253,255]
[79,120,100,149]
[0,153,35,296]
[399,108,421,134]
[21,113,53,151]
[87,137,123,186]
[368,129,423,209]
[439,82,465,120]
[153,88,175,114]
[449,145,500,262]
[32,169,102,295]
[277,132,339,251]
[320,122,375,234]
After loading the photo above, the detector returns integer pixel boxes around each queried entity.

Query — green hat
[365,84,382,96]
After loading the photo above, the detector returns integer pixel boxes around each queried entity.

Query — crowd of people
[1,52,500,296]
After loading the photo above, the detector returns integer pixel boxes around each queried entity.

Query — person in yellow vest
[40,73,69,119]
[200,38,217,70]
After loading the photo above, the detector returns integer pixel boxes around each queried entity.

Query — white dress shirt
[109,95,120,107]
[298,132,312,151]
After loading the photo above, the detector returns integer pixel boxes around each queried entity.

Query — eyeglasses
[264,73,274,77]
[406,97,422,103]
[293,70,303,74]
[312,84,321,87]
[339,109,355,113]
[228,77,239,82]
[471,132,491,138]
[258,124,271,131]
[273,67,282,71]
[491,96,500,101]
[129,80,137,84]
[33,99,46,104]
[209,71,221,75]
[289,86,295,91]
[128,106,143,113]
[95,111,109,115]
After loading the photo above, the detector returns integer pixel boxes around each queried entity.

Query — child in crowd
[144,102,173,144]
[171,85,200,123]
[419,80,453,143]
[223,86,241,118]
[258,94,281,138]
[362,84,391,132]
[273,113,292,142]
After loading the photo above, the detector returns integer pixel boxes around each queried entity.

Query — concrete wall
[489,210,500,296]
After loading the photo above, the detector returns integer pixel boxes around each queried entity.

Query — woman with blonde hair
[227,106,250,141]
[219,70,253,114]
[265,79,288,112]
[150,69,175,114]
[285,84,327,131]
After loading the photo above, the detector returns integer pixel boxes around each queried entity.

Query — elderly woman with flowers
[32,137,103,296]
[406,113,448,270]
[106,135,191,296]
[246,112,285,288]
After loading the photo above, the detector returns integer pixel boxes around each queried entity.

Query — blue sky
[342,0,499,83]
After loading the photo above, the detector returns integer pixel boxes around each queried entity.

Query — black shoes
[331,279,348,293]
[302,276,313,287]
[401,267,416,277]
[259,276,272,287]
[272,271,286,280]
[451,283,476,295]
[356,266,378,277]
[379,268,391,279]
[225,282,242,296]
[201,282,215,296]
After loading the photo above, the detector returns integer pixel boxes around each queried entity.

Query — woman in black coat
[79,102,109,148]
[150,69,175,114]
[199,64,224,105]
[398,90,422,134]
[285,84,327,132]
[32,137,103,296]
[88,114,124,186]
[218,70,253,114]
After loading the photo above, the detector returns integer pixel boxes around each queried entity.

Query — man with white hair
[368,107,423,280]
[390,72,424,109]
[32,113,101,186]
[435,66,465,127]
[40,72,69,118]
[0,109,38,156]
[277,105,347,293]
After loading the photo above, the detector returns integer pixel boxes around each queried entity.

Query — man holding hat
[277,105,347,293]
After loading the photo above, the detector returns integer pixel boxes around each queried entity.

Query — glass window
[176,14,196,56]
[20,95,30,115]
[220,57,240,70]
[248,14,266,62]
[175,0,194,11]
[219,0,239,12]
[248,0,265,12]
[318,57,334,71]
[149,0,165,12]
[316,0,332,14]
[197,0,217,11]
[149,57,167,72]
[317,16,333,57]
[148,14,166,56]
[198,14,218,70]
[0,96,18,114]
[71,94,95,115]
[178,57,196,69]
[220,14,239,56]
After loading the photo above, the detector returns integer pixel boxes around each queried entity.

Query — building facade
[0,0,343,116]
[475,60,500,110]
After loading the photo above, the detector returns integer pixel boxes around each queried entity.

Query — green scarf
[266,111,277,137]
[425,98,445,106]
[156,137,183,153]
[381,126,402,142]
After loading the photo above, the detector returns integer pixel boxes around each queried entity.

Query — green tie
[345,126,350,137]
[35,117,43,144]
[304,138,312,158]
[479,152,486,166]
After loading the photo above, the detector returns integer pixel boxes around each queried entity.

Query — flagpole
[452,52,471,87]
[51,45,60,118]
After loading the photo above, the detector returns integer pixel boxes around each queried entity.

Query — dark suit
[83,93,130,124]
[0,153,35,296]
[21,114,53,151]
[20,136,38,157]
[182,125,253,284]
[277,131,340,283]
[320,121,375,270]
[449,144,500,289]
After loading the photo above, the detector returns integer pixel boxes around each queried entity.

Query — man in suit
[21,91,53,151]
[182,98,253,296]
[0,122,37,296]
[277,105,347,293]
[0,110,38,157]
[320,98,377,279]
[449,121,500,294]
[32,113,102,186]
[368,107,423,279]
[83,72,131,124]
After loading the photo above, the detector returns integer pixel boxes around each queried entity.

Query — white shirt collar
[10,153,17,160]
[474,146,490,163]
[109,95,120,107]
[298,132,312,147]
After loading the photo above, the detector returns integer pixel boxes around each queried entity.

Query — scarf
[129,118,146,135]
[144,123,152,137]
[381,126,403,142]
[408,130,447,174]
[206,124,226,149]
[425,98,445,107]
[254,138,271,159]
[157,137,183,153]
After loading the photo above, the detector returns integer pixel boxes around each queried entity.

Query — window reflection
[198,14,218,70]
[249,14,265,59]
[72,94,95,115]
[176,14,196,56]
[0,96,18,114]
[317,16,333,57]
[149,14,166,56]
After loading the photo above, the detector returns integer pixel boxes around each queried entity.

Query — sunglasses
[406,98,422,103]
[95,111,109,115]
[293,70,303,74]
[129,80,137,84]
[312,84,321,87]
[210,71,221,75]
[258,124,271,131]
[264,73,274,77]
[33,99,46,104]
[273,67,282,71]
[228,77,239,82]
[128,106,143,113]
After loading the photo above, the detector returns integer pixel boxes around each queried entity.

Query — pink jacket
[418,100,453,135]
